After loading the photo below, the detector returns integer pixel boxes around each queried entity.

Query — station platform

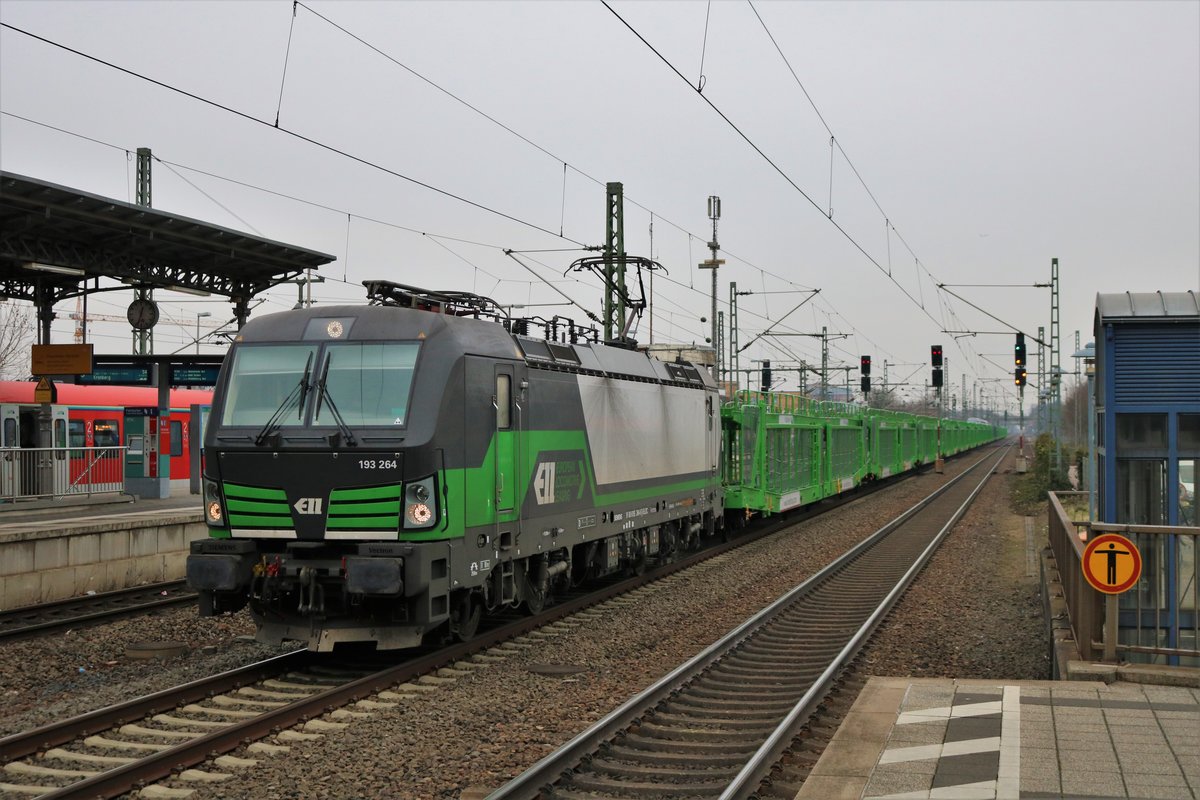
[0,489,205,609]
[797,676,1200,800]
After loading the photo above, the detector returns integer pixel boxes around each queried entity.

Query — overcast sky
[2,0,1197,413]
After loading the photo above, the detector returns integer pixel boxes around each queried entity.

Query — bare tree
[0,304,34,380]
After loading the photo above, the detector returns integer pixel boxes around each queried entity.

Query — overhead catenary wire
[598,2,943,335]
[0,21,586,247]
[287,3,819,299]
[3,110,708,342]
[2,18,967,385]
[606,2,1008,382]
[274,1,299,128]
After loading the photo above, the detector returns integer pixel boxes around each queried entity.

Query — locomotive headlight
[403,476,438,530]
[406,502,432,525]
[203,481,226,527]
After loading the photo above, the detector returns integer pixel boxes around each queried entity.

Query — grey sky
[1,0,1197,413]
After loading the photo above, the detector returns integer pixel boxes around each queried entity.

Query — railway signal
[860,355,871,376]
[932,368,944,388]
[930,344,943,367]
[1015,332,1026,367]
[760,360,772,393]
[1014,367,1027,387]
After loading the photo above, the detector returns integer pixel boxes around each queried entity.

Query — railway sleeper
[649,710,787,731]
[560,772,729,797]
[631,721,778,742]
[701,667,814,687]
[638,714,777,738]
[603,744,751,768]
[664,693,798,712]
[686,681,806,695]
[584,757,743,781]
[616,739,764,763]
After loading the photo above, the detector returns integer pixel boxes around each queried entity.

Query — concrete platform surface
[796,677,1199,800]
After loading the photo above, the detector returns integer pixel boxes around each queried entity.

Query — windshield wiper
[313,355,358,447]
[253,352,313,446]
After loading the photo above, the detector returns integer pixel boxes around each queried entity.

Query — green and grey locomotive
[187,282,724,651]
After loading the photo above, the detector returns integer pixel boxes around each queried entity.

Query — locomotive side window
[170,420,183,457]
[221,344,318,427]
[496,374,511,429]
[312,342,420,427]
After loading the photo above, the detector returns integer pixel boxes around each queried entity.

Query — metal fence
[0,446,126,502]
[1049,491,1199,666]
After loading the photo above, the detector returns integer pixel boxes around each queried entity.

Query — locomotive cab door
[494,365,519,517]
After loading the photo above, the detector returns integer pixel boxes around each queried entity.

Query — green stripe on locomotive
[347,428,714,543]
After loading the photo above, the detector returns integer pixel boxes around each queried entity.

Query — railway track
[489,445,1009,800]
[0,581,197,642]
[0,454,965,799]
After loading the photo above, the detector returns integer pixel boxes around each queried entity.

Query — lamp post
[196,311,211,354]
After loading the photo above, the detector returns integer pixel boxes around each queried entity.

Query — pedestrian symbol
[1081,534,1142,594]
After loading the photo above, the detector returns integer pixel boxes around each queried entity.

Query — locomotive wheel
[451,591,483,641]
[524,583,548,615]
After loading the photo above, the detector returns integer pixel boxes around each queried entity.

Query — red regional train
[0,381,213,487]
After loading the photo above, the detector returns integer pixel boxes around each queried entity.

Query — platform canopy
[0,171,336,336]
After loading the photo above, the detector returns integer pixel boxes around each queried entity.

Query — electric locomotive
[187,282,723,651]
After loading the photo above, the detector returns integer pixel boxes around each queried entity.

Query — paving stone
[865,769,932,796]
[1059,771,1126,796]
[1122,782,1196,799]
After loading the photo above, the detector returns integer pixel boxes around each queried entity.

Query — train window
[222,344,319,427]
[2,418,14,447]
[496,374,512,429]
[312,342,420,427]
[94,419,120,455]
[170,421,183,457]
[54,418,66,448]
[69,420,85,457]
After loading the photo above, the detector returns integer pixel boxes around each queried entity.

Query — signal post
[1015,333,1028,471]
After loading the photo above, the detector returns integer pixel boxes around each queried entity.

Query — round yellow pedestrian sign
[1082,533,1142,594]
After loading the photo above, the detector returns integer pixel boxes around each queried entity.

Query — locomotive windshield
[220,341,420,429]
[312,342,419,427]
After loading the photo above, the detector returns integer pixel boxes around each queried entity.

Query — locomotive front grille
[327,484,403,529]
[225,482,291,529]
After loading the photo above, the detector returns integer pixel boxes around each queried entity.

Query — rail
[1048,491,1199,664]
[489,446,1006,799]
[0,445,125,502]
